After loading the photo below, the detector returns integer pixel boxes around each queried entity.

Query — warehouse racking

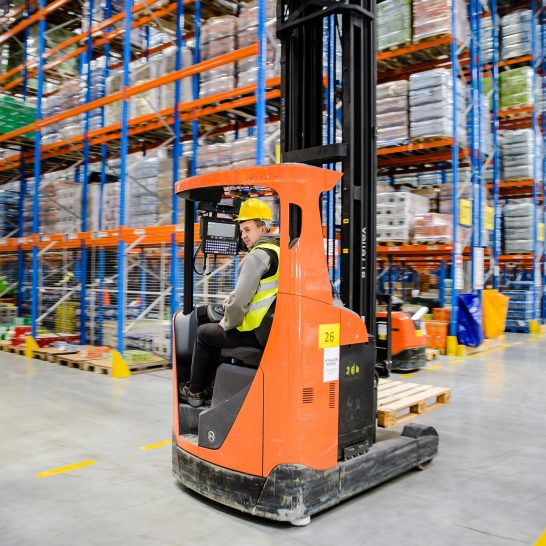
[375,0,545,349]
[0,0,544,357]
[0,0,279,354]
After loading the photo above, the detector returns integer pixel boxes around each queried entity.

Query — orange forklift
[171,1,438,526]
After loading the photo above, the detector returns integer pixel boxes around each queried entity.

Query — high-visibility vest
[237,242,280,332]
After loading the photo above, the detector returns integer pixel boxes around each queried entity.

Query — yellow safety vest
[237,242,280,332]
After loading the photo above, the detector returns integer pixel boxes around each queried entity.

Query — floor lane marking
[36,460,96,478]
[400,372,418,379]
[425,365,443,371]
[449,359,464,365]
[466,345,511,359]
[140,439,172,451]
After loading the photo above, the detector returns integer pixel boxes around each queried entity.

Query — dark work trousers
[189,323,263,392]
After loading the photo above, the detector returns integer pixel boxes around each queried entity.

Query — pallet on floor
[33,347,79,362]
[55,353,101,368]
[377,379,451,428]
[82,355,169,375]
[505,324,530,334]
[0,340,12,352]
[425,348,440,361]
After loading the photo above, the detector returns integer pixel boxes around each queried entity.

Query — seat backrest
[173,311,198,382]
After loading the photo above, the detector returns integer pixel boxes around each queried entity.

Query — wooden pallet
[377,379,451,428]
[33,347,79,362]
[377,239,411,247]
[411,135,453,144]
[425,348,440,361]
[82,356,169,375]
[56,353,101,369]
[0,340,12,352]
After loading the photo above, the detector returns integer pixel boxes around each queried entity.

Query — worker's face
[240,220,266,249]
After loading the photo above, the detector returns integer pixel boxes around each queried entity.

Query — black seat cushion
[221,347,263,368]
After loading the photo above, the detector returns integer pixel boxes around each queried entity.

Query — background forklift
[171,1,439,525]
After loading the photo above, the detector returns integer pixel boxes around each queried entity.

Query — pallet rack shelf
[0,0,277,354]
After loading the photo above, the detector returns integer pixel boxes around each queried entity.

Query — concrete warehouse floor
[1,333,545,546]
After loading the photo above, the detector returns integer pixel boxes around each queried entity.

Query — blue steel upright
[30,0,47,338]
[448,0,460,347]
[97,0,113,346]
[170,0,185,322]
[542,6,546,322]
[79,0,96,344]
[530,0,540,320]
[116,0,135,354]
[255,0,267,165]
[491,0,501,289]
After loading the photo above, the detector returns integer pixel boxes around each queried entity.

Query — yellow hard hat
[236,198,272,222]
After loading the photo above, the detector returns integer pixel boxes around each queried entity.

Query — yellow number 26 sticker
[318,324,340,349]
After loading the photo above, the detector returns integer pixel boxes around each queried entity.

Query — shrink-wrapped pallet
[377,192,429,242]
[501,129,537,181]
[413,0,469,43]
[500,67,535,110]
[501,10,534,60]
[413,213,470,244]
[409,68,468,143]
[377,0,412,51]
[377,80,409,147]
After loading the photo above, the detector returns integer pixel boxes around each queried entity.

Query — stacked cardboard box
[502,201,536,254]
[501,129,536,181]
[377,191,429,243]
[501,9,534,60]
[500,67,536,110]
[412,0,469,43]
[377,0,412,51]
[377,80,409,148]
[0,182,18,237]
[409,68,468,144]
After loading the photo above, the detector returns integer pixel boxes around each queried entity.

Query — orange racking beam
[0,224,202,252]
[377,35,451,63]
[0,78,281,173]
[0,0,187,92]
[0,44,259,144]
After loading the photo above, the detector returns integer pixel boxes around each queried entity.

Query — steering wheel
[207,304,225,323]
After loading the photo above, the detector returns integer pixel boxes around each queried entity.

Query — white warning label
[323,346,340,383]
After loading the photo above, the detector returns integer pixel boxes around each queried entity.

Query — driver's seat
[219,299,275,368]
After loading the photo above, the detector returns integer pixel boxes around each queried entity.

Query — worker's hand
[219,318,226,330]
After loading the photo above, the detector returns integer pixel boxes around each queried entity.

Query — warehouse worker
[180,198,280,407]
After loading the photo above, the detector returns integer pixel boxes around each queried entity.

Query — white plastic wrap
[377,79,409,147]
[377,0,412,51]
[413,0,469,43]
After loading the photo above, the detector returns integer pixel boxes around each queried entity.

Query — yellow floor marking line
[400,372,418,379]
[425,365,443,371]
[534,528,546,546]
[36,460,96,478]
[140,439,172,451]
[449,359,464,365]
[466,345,509,359]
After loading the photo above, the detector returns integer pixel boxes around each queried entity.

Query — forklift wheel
[416,459,433,471]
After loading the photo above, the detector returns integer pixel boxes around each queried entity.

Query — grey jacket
[223,234,280,330]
